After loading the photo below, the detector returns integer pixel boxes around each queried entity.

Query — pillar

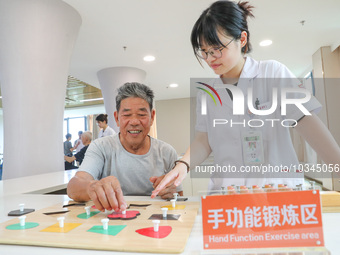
[0,0,81,179]
[97,67,146,131]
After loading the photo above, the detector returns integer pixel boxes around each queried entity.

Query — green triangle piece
[87,225,126,236]
[77,211,100,219]
[6,222,39,230]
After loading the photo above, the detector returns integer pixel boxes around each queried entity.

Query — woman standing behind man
[96,114,116,138]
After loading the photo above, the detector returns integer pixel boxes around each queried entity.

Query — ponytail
[237,1,254,53]
[237,1,254,19]
[95,114,108,124]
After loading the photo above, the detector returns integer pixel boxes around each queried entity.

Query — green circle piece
[6,222,39,230]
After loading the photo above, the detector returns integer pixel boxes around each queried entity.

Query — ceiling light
[259,40,273,47]
[79,97,103,102]
[143,55,155,62]
[169,83,178,88]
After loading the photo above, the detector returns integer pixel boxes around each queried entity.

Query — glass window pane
[68,117,86,145]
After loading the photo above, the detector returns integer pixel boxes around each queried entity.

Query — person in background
[64,131,92,167]
[96,114,116,138]
[64,133,76,170]
[73,131,85,153]
[67,82,182,212]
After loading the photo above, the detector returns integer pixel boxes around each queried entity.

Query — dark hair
[116,82,154,112]
[191,0,254,61]
[65,133,71,139]
[96,114,108,123]
[78,131,83,135]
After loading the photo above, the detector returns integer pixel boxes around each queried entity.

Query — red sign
[201,190,324,249]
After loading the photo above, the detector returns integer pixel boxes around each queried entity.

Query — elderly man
[67,82,182,212]
[64,131,92,166]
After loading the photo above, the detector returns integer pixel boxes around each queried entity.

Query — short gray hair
[82,131,92,141]
[116,82,154,112]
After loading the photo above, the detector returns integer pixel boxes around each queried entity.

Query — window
[63,116,87,145]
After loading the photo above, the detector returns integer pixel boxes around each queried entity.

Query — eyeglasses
[197,38,235,60]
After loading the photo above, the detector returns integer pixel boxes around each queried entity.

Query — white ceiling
[64,0,340,101]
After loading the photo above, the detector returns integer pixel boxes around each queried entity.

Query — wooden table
[0,170,339,254]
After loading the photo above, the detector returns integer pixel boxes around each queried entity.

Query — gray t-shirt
[64,140,72,157]
[79,134,181,196]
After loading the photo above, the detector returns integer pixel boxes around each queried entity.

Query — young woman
[96,114,116,138]
[152,0,340,196]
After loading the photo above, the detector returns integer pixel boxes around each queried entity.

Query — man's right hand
[86,176,127,212]
[151,164,187,198]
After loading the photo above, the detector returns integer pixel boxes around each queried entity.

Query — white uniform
[74,139,84,153]
[195,57,321,190]
[98,126,116,138]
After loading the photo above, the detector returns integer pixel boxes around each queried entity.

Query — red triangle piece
[135,226,172,239]
[107,210,140,220]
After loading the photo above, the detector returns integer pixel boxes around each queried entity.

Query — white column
[97,67,146,132]
[0,0,81,179]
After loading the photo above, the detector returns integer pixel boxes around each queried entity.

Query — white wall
[0,110,3,154]
[155,98,210,196]
[155,98,191,156]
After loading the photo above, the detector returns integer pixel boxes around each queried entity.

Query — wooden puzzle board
[321,191,340,213]
[0,201,199,254]
[320,191,340,207]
